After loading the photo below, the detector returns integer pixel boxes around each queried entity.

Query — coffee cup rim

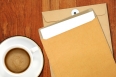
[2,44,33,76]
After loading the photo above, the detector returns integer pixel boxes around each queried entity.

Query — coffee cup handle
[31,47,39,53]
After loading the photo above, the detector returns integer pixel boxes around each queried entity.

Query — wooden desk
[0,0,116,77]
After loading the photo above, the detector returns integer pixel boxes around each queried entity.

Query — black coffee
[5,48,31,73]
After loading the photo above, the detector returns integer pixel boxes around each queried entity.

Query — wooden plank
[76,0,92,6]
[50,0,59,10]
[0,0,18,41]
[59,0,76,9]
[111,0,116,60]
[42,0,50,11]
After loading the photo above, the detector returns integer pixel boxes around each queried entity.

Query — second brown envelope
[40,9,116,77]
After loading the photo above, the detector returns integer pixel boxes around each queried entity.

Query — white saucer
[0,36,44,77]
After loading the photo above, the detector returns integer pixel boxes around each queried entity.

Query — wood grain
[59,0,76,9]
[0,0,116,77]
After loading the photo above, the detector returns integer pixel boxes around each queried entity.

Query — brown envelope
[42,3,113,53]
[40,9,116,77]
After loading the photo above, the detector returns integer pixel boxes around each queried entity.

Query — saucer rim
[0,36,44,77]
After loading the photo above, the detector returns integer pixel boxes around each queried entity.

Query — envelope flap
[40,9,95,39]
[42,3,106,22]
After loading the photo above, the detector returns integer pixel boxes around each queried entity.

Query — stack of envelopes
[39,3,116,77]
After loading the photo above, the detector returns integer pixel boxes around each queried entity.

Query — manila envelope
[39,9,116,77]
[42,3,113,53]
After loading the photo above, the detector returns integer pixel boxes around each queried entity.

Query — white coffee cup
[1,44,39,76]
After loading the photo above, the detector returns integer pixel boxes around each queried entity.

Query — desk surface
[0,0,116,77]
